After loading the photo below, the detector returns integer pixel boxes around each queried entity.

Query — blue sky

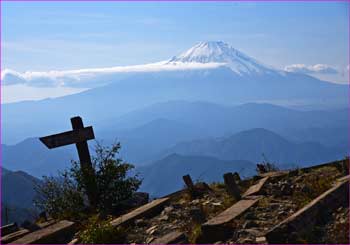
[1,1,349,102]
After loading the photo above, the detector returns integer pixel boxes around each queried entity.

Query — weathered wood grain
[243,176,269,197]
[11,220,75,244]
[1,229,30,244]
[110,198,170,227]
[40,126,94,149]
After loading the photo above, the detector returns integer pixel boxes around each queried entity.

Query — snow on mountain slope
[168,41,277,75]
[3,41,283,89]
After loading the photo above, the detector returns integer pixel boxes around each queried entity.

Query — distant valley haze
[2,40,348,194]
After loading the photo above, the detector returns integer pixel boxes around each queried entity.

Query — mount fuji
[168,41,276,75]
[2,41,347,144]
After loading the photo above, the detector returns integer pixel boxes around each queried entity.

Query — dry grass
[292,166,341,209]
[187,223,202,244]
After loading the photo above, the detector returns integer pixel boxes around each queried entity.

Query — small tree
[34,142,142,220]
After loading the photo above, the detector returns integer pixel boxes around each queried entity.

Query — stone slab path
[110,197,170,227]
[11,220,75,244]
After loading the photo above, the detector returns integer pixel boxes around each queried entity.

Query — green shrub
[34,142,142,220]
[34,171,86,221]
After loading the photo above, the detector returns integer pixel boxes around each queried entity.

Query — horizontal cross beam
[40,126,95,149]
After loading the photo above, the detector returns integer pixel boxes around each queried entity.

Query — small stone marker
[40,116,98,208]
[223,172,241,200]
[233,172,241,182]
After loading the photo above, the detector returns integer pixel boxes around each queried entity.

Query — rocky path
[124,162,347,244]
[3,159,348,244]
[126,183,243,244]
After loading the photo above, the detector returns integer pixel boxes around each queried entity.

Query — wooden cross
[40,116,98,209]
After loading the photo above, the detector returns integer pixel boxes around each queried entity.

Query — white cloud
[284,64,338,74]
[1,62,223,88]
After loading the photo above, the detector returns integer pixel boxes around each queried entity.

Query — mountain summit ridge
[169,41,276,75]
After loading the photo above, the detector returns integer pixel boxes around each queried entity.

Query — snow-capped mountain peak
[169,41,275,75]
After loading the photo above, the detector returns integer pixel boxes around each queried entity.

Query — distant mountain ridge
[3,102,347,177]
[2,138,76,177]
[160,128,345,167]
[2,41,347,144]
[138,154,255,197]
[1,167,40,224]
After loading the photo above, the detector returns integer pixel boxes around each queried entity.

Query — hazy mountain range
[160,128,345,167]
[2,41,348,205]
[3,124,346,179]
[138,154,255,197]
[3,100,347,177]
[1,167,40,224]
[3,41,347,144]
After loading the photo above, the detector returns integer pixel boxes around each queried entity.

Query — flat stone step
[10,220,75,244]
[204,197,262,227]
[110,197,170,227]
[243,177,269,197]
[1,229,30,244]
[201,197,262,242]
[151,231,186,244]
[265,178,349,243]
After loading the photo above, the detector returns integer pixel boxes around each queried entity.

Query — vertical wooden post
[223,172,241,200]
[183,174,194,191]
[70,117,98,209]
[232,172,241,183]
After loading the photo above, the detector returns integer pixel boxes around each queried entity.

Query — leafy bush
[34,142,142,220]
[34,171,86,220]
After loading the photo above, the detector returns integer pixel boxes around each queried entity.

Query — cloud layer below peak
[284,64,338,75]
[1,61,223,88]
